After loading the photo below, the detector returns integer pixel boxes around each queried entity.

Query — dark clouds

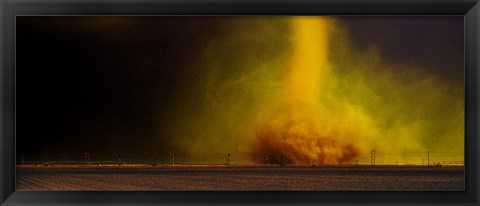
[339,16,464,83]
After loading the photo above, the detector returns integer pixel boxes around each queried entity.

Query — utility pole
[43,151,50,166]
[84,152,91,165]
[264,151,270,164]
[118,154,122,166]
[427,151,430,166]
[169,152,175,165]
[370,150,377,166]
[279,153,285,166]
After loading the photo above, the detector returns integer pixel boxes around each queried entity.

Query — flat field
[16,165,464,191]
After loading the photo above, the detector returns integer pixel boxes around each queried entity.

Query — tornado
[250,17,361,165]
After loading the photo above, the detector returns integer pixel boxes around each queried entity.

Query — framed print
[1,0,479,205]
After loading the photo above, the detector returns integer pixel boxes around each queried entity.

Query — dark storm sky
[16,16,463,162]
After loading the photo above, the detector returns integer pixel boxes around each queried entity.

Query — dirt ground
[16,165,464,191]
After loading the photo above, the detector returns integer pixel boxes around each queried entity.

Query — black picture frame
[1,0,479,205]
